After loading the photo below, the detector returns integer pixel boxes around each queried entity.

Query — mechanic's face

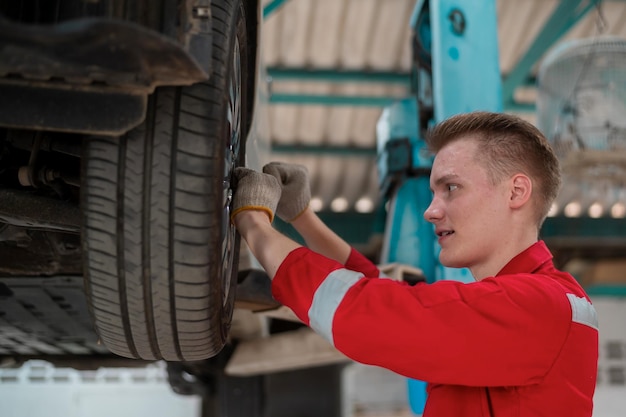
[424,137,512,279]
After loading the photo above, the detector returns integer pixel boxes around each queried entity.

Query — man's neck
[471,233,539,280]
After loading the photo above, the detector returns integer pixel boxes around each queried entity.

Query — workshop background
[2,0,626,416]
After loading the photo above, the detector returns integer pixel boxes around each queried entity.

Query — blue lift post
[376,0,502,414]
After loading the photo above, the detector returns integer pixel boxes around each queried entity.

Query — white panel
[348,84,392,146]
[308,0,347,68]
[350,107,382,146]
[341,0,380,68]
[269,81,302,144]
[0,361,200,417]
[592,297,626,415]
[325,83,407,148]
[326,82,383,147]
[497,0,559,74]
[340,157,374,210]
[367,0,414,70]
[277,0,314,66]
[298,107,331,145]
[261,1,283,66]
[294,83,333,145]
[268,105,295,144]
[342,363,409,417]
[397,15,414,72]
[497,0,537,74]
[326,103,357,146]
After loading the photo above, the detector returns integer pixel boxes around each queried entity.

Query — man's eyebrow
[433,173,459,187]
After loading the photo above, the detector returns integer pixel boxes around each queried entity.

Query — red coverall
[271,241,598,416]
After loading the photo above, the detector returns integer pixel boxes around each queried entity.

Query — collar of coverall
[495,240,553,277]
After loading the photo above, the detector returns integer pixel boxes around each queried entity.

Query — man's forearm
[235,210,302,278]
[290,208,351,264]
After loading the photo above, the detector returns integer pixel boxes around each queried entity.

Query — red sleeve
[272,248,572,387]
[332,274,572,386]
[344,247,381,277]
[271,247,345,325]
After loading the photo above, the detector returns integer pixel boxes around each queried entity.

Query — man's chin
[439,254,466,269]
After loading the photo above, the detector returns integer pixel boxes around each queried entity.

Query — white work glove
[231,167,282,223]
[262,162,311,222]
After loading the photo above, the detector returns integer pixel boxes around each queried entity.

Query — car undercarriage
[0,0,271,368]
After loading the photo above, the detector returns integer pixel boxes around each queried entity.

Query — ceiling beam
[268,91,537,113]
[267,67,412,85]
[271,144,377,156]
[263,0,292,19]
[266,67,536,112]
[268,93,404,107]
[502,0,598,106]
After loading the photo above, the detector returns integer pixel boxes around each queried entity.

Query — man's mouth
[437,230,454,237]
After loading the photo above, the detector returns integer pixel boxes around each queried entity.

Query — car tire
[81,0,249,361]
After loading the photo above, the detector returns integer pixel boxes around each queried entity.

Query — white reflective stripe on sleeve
[567,293,599,330]
[308,268,364,346]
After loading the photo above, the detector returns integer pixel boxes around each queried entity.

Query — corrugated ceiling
[258,0,626,216]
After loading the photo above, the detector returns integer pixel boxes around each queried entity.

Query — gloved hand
[262,162,311,222]
[231,167,282,223]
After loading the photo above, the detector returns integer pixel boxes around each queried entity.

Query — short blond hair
[426,111,561,228]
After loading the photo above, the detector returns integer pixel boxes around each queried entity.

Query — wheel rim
[222,36,242,306]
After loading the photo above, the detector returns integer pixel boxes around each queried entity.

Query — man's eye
[447,184,458,192]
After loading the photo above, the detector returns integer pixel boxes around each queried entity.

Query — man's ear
[509,174,532,209]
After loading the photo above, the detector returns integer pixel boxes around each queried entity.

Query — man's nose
[424,199,443,223]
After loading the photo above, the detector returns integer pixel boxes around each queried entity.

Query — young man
[231,111,599,416]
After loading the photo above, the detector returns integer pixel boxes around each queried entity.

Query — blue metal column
[377,0,503,414]
[378,98,436,281]
[430,0,503,119]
